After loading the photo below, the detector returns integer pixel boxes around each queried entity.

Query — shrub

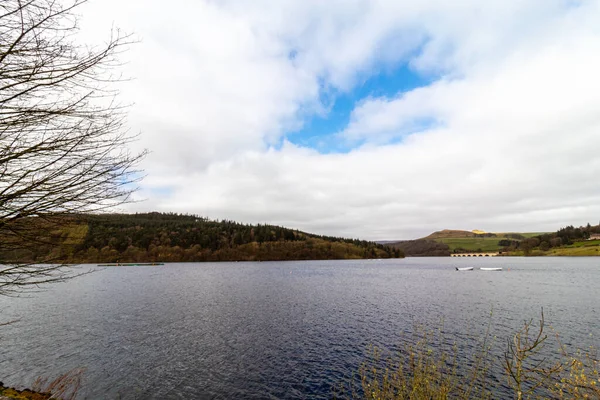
[339,311,598,399]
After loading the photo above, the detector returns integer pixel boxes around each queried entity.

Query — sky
[79,0,600,240]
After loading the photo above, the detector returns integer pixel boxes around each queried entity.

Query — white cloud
[79,0,600,239]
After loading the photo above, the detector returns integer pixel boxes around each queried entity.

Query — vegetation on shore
[391,224,600,256]
[0,213,403,264]
[338,312,600,399]
[0,368,83,400]
[0,385,53,400]
[502,224,600,256]
[508,245,600,257]
[545,243,600,256]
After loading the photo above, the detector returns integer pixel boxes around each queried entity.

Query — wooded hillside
[0,213,403,263]
[388,239,450,257]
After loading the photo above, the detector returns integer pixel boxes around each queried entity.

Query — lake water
[1,258,598,399]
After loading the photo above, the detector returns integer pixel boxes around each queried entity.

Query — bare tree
[0,0,146,295]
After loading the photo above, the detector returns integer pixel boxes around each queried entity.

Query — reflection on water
[0,258,598,399]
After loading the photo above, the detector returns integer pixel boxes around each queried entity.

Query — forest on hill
[0,212,403,263]
[388,239,450,257]
[501,223,600,256]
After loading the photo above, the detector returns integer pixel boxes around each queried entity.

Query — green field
[519,232,549,238]
[435,237,502,252]
[568,240,600,248]
[494,232,549,238]
[504,242,600,256]
[424,230,600,255]
[424,228,600,256]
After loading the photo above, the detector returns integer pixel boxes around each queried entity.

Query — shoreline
[0,384,52,400]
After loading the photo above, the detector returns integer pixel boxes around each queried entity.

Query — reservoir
[1,257,598,399]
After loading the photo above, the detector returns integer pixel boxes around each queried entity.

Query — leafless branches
[0,0,146,294]
[504,309,562,399]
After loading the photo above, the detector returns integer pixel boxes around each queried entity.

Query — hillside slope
[0,213,403,263]
[388,239,450,257]
[424,229,479,239]
[421,230,535,253]
[420,227,599,255]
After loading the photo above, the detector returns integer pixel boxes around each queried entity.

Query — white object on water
[455,267,474,271]
[480,267,502,271]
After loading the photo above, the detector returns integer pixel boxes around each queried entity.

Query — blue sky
[288,63,433,153]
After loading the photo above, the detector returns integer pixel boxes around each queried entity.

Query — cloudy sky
[80,0,600,240]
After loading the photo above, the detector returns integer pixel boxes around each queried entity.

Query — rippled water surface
[1,258,599,399]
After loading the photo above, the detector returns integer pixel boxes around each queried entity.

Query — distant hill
[420,229,549,254]
[385,229,493,256]
[367,225,598,258]
[388,239,450,257]
[424,229,483,239]
[0,212,403,263]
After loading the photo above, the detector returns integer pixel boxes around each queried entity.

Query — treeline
[499,223,600,254]
[1,212,403,263]
[389,239,450,257]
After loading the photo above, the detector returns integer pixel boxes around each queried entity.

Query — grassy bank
[546,246,600,256]
[505,243,600,256]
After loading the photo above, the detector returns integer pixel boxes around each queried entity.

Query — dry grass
[31,368,85,400]
[339,311,599,400]
[336,322,494,400]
